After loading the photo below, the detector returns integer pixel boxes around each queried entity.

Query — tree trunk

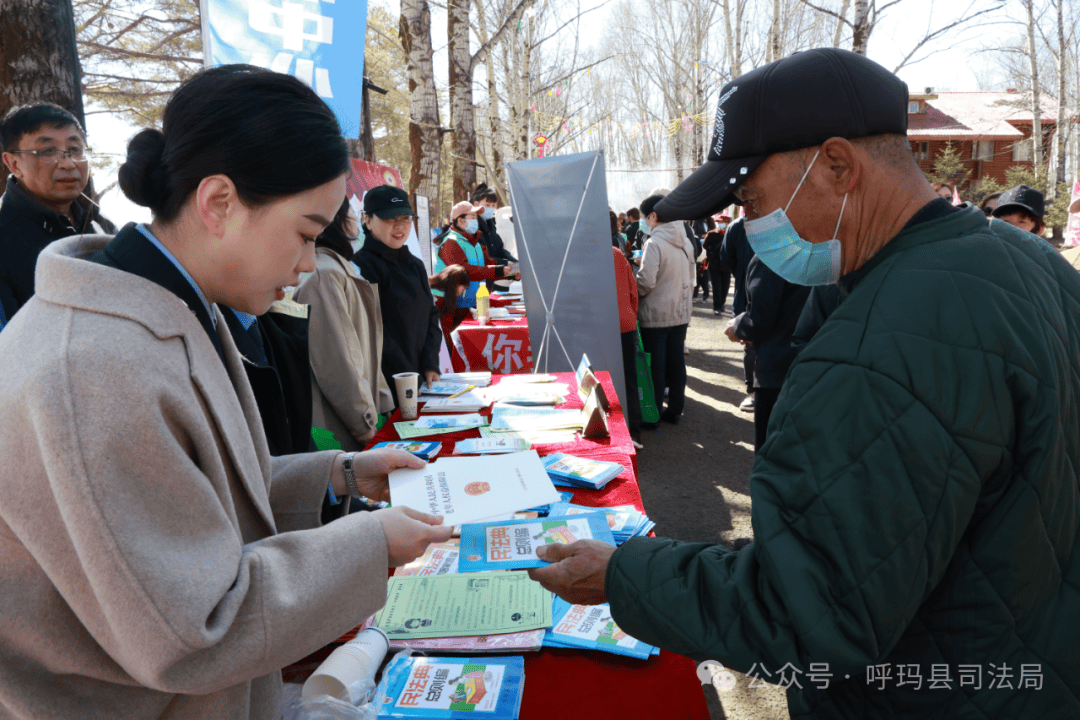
[474,0,506,201]
[1051,0,1067,241]
[448,0,478,202]
[1025,0,1042,178]
[0,0,86,183]
[833,0,850,47]
[399,0,442,208]
[851,0,869,54]
[769,0,781,63]
[721,0,742,77]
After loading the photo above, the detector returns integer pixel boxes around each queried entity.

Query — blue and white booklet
[370,441,442,461]
[377,655,525,719]
[546,502,654,543]
[457,512,616,573]
[543,598,658,660]
[541,452,625,490]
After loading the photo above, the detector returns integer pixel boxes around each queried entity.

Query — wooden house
[907,89,1059,193]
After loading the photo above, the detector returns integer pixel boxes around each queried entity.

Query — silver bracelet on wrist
[342,452,361,498]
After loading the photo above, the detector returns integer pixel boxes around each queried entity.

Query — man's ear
[2,152,21,177]
[194,174,241,237]
[821,137,859,196]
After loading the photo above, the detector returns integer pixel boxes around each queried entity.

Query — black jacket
[477,217,516,264]
[623,221,641,251]
[222,308,316,457]
[719,218,753,315]
[702,229,727,269]
[731,255,809,389]
[0,175,115,322]
[353,239,442,401]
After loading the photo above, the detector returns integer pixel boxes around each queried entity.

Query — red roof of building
[908,91,1059,139]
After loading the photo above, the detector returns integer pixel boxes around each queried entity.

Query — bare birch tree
[400,0,444,207]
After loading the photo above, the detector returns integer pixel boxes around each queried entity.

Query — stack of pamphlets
[395,418,488,440]
[369,441,442,461]
[489,406,583,432]
[522,490,575,515]
[453,437,531,454]
[378,655,525,719]
[541,452,625,490]
[421,391,490,413]
[543,598,658,660]
[456,513,616,573]
[546,502,655,543]
[414,414,486,430]
[480,426,578,445]
[420,381,478,397]
[491,383,569,406]
[355,541,545,653]
[368,571,552,640]
[440,371,493,387]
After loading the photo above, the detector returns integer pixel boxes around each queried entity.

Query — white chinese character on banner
[247,52,334,98]
[481,333,524,373]
[248,0,333,51]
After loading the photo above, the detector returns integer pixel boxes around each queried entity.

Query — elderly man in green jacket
[530,48,1080,718]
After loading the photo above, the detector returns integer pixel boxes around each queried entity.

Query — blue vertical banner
[200,0,367,138]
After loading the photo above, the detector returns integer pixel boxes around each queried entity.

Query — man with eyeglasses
[0,103,115,324]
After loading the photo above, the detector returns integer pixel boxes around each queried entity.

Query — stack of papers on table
[421,391,490,413]
[456,513,616,573]
[481,426,579,445]
[369,441,442,461]
[369,571,551,640]
[543,598,658,660]
[547,502,654,543]
[414,413,486,430]
[490,406,583,432]
[359,542,546,653]
[453,437,531,454]
[378,655,526,718]
[440,371,493,387]
[420,381,477,397]
[542,452,624,490]
[498,373,558,384]
[388,451,561,525]
[395,418,488,439]
[491,383,569,406]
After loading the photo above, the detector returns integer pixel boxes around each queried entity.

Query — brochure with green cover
[369,571,552,639]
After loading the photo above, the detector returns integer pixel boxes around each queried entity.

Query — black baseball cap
[992,184,1045,218]
[363,184,416,219]
[656,48,909,221]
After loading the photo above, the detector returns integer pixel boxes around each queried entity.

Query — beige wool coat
[294,248,394,452]
[635,222,695,328]
[0,236,390,720]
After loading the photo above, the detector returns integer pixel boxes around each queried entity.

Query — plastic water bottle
[476,284,490,325]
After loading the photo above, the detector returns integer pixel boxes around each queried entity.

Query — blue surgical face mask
[640,217,652,236]
[478,206,493,220]
[462,218,479,235]
[742,149,845,286]
[350,222,366,253]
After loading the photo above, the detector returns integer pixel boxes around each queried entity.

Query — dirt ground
[634,295,791,720]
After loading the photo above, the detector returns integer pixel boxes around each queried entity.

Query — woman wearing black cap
[353,184,444,401]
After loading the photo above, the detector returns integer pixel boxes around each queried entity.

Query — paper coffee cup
[393,372,420,420]
[302,628,389,705]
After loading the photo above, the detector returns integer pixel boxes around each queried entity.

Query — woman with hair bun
[0,65,452,720]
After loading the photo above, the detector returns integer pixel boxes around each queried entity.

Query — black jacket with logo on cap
[353,239,442,403]
[0,175,115,323]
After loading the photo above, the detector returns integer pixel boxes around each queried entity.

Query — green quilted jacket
[607,207,1080,718]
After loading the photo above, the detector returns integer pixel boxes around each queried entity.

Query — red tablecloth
[284,372,707,720]
[449,316,533,374]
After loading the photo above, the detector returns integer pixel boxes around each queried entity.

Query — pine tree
[930,142,971,191]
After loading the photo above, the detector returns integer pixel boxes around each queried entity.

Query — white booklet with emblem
[389,450,561,525]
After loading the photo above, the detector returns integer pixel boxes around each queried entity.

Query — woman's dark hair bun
[118,128,169,210]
